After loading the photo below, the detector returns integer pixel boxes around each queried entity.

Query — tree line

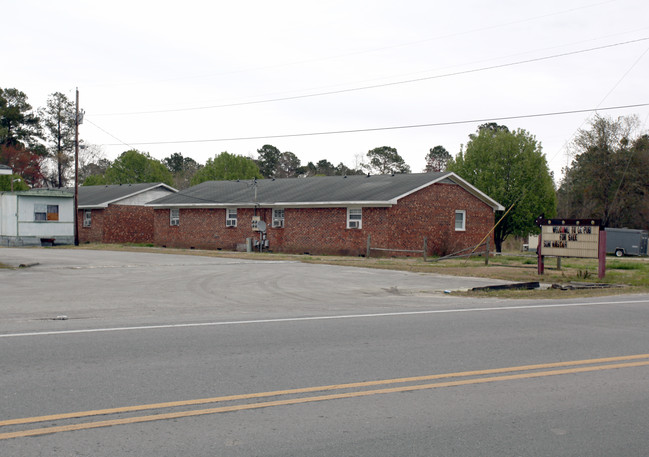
[77,145,421,189]
[557,115,649,231]
[0,86,448,189]
[0,86,445,189]
[2,86,647,250]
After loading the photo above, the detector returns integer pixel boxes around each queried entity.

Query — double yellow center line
[2,354,649,440]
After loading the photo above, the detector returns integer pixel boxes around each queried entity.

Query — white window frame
[35,204,59,222]
[83,210,92,227]
[170,208,180,226]
[347,208,362,229]
[226,208,237,227]
[34,204,47,221]
[272,208,285,228]
[455,210,466,231]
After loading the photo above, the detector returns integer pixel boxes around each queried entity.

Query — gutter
[146,201,395,209]
[16,194,20,237]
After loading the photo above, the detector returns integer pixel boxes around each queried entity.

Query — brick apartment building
[148,172,503,257]
[75,183,176,244]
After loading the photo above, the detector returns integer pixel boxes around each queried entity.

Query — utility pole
[74,88,80,246]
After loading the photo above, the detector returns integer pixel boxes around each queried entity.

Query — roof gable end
[75,183,178,208]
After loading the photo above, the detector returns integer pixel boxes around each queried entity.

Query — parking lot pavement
[1,247,512,331]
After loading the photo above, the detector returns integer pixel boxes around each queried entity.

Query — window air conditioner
[349,221,360,229]
[272,219,284,228]
[226,219,237,227]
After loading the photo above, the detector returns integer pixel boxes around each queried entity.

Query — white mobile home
[0,190,74,246]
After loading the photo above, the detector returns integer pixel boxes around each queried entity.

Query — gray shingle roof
[148,173,504,210]
[66,183,176,207]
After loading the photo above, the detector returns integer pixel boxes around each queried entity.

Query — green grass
[602,262,649,287]
[608,261,646,270]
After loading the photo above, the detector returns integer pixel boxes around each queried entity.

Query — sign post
[536,218,606,279]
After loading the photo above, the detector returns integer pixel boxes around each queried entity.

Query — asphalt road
[1,248,648,456]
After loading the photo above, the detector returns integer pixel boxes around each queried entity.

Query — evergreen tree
[365,146,411,174]
[39,92,76,187]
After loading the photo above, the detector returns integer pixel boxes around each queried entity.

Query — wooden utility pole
[74,88,80,246]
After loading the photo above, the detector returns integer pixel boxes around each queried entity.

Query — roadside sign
[536,218,606,278]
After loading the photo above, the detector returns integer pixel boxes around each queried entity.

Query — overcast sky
[5,0,649,180]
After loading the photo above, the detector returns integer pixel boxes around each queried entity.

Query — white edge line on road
[2,299,648,338]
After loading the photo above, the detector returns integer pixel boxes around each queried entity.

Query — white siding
[17,196,74,237]
[0,194,18,236]
[116,189,174,206]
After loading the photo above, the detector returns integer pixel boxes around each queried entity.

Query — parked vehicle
[523,234,539,253]
[606,228,648,257]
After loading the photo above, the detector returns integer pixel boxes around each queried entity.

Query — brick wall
[153,183,496,257]
[78,209,104,244]
[363,182,496,256]
[103,205,155,244]
[155,208,222,250]
[79,205,154,244]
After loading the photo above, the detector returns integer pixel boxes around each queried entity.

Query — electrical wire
[481,43,649,251]
[85,0,621,90]
[549,41,649,176]
[92,37,649,117]
[94,102,649,147]
[85,119,135,150]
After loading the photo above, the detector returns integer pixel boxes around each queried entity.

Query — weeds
[609,262,644,270]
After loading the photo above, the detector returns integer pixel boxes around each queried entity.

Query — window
[455,210,466,231]
[272,208,285,228]
[347,208,362,229]
[47,205,59,221]
[226,208,237,227]
[35,204,59,222]
[35,204,46,221]
[83,210,92,227]
[170,208,179,226]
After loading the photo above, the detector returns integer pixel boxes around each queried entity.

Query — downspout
[16,195,20,238]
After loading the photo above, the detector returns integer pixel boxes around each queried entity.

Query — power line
[596,44,649,108]
[93,37,649,117]
[85,1,620,90]
[85,118,135,150]
[550,40,649,173]
[94,102,649,147]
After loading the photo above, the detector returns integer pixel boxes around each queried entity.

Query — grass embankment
[63,244,649,299]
